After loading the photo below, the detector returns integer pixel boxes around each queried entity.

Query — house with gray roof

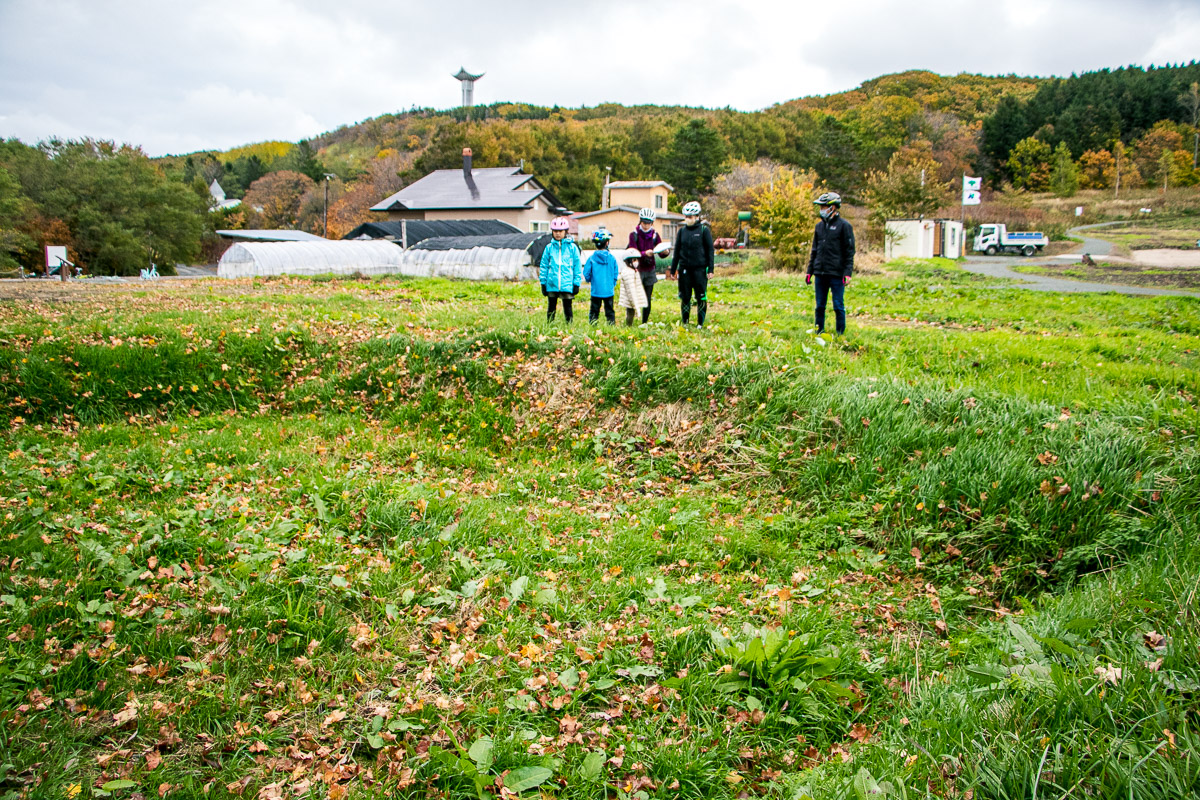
[369,148,567,233]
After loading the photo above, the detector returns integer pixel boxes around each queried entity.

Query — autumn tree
[1132,124,1185,187]
[927,115,981,183]
[862,145,952,246]
[1006,137,1052,190]
[848,95,923,168]
[244,171,316,229]
[1077,149,1115,189]
[704,159,790,238]
[750,167,822,271]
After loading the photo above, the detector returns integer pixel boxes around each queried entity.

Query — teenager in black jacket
[669,201,715,327]
[805,191,855,335]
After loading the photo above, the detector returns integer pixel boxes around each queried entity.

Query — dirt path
[961,223,1199,297]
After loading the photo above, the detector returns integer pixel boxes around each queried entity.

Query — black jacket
[671,223,714,273]
[806,216,855,277]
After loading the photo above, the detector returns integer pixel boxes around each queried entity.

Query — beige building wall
[578,209,683,248]
[608,186,670,213]
[575,209,645,246]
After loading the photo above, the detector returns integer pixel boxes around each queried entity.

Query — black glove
[707,268,714,275]
[572,285,580,296]
[541,284,548,296]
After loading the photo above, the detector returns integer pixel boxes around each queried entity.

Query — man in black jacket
[805,191,855,335]
[669,201,715,327]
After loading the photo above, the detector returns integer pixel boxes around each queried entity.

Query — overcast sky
[1,0,1197,157]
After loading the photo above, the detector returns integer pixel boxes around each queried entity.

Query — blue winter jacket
[539,237,582,293]
[582,250,619,298]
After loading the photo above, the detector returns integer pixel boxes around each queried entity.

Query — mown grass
[0,260,1197,800]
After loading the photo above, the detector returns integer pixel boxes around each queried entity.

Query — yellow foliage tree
[1077,149,1115,189]
[750,167,822,271]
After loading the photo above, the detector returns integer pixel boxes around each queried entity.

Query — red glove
[805,274,812,285]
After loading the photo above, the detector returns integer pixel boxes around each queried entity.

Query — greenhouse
[217,241,406,278]
[398,233,550,281]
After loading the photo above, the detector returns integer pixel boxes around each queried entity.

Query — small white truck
[972,224,1049,256]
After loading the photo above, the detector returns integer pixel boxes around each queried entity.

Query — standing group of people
[538,191,855,334]
[538,202,715,327]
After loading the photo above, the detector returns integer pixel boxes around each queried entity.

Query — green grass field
[1,260,1198,800]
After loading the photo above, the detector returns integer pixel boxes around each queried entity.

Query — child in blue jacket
[540,217,582,323]
[583,227,618,324]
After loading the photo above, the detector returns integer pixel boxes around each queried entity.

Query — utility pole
[323,173,337,237]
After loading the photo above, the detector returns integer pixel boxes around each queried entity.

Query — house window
[530,221,549,233]
[654,194,663,209]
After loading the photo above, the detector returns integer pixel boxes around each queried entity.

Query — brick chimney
[462,148,473,178]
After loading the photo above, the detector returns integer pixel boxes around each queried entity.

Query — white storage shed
[885,219,964,260]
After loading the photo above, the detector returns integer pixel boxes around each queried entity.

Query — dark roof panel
[411,232,554,265]
[342,219,520,244]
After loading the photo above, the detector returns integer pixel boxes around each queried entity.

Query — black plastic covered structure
[341,219,520,247]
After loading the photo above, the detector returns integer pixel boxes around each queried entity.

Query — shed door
[933,223,943,256]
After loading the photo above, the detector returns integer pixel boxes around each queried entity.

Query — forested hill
[5,65,1198,275]
[160,64,1197,219]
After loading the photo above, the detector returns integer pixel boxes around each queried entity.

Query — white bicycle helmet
[682,201,701,216]
[638,208,656,222]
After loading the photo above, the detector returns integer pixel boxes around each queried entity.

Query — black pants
[589,296,615,324]
[547,296,573,323]
[625,272,656,325]
[813,274,846,334]
[678,269,709,326]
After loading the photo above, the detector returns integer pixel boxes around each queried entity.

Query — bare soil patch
[1013,261,1200,290]
[1130,249,1200,268]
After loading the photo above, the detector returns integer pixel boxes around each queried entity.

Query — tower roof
[453,67,485,82]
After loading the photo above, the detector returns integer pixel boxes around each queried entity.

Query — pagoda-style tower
[453,67,485,109]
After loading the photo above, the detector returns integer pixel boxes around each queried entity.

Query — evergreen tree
[981,95,1031,179]
[663,119,727,198]
[279,139,325,182]
[1050,142,1079,197]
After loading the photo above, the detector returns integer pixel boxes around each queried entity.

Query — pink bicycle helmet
[549,217,570,231]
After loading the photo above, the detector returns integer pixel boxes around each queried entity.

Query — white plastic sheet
[395,246,537,281]
[217,240,537,281]
[217,241,406,278]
